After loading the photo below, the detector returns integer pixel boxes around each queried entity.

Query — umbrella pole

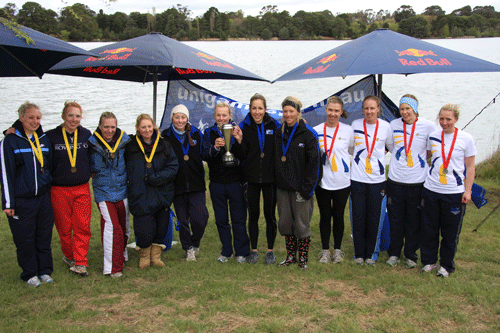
[153,73,158,123]
[377,74,383,98]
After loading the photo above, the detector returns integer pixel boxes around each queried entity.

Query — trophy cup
[222,123,236,167]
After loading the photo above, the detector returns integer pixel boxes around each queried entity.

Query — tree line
[1,2,499,42]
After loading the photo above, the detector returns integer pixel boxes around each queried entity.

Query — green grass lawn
[0,178,499,332]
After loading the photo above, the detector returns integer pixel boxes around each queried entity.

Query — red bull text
[100,47,137,54]
[395,48,452,67]
[317,53,339,64]
[175,68,216,75]
[82,67,121,75]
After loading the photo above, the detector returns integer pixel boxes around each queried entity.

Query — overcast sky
[3,0,500,17]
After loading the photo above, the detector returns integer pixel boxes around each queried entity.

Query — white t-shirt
[314,122,354,190]
[388,117,437,184]
[351,118,394,184]
[424,129,476,194]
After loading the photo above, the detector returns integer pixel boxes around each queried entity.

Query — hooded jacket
[89,128,131,203]
[125,130,179,216]
[275,119,322,200]
[233,112,280,184]
[1,120,52,209]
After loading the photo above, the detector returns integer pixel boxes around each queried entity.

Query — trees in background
[1,2,499,41]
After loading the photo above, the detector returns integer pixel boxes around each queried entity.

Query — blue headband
[399,97,418,114]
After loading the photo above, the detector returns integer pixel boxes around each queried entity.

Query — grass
[1,177,500,332]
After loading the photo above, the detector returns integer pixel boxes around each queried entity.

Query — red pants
[51,183,92,266]
[98,199,130,274]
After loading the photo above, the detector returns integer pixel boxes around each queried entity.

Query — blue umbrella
[273,29,500,94]
[49,32,269,120]
[0,19,97,78]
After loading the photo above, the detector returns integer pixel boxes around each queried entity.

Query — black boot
[278,235,297,266]
[298,237,311,270]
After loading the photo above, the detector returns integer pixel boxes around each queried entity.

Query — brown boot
[151,243,166,267]
[139,246,151,269]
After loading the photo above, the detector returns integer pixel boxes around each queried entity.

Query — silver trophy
[222,123,236,167]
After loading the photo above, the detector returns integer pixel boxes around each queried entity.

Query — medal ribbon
[136,131,161,164]
[439,127,458,185]
[403,119,417,167]
[172,129,189,156]
[323,122,339,172]
[281,122,298,159]
[94,130,123,155]
[62,127,78,168]
[256,122,265,154]
[363,119,379,174]
[27,133,44,168]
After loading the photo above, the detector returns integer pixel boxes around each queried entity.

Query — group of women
[0,92,475,287]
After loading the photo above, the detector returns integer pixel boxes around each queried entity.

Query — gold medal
[40,167,44,173]
[146,162,152,168]
[281,156,286,162]
[184,155,189,161]
[443,168,448,174]
[94,130,124,160]
[71,167,77,173]
[110,153,116,159]
[260,152,265,159]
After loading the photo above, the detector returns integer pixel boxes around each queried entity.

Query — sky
[3,0,500,18]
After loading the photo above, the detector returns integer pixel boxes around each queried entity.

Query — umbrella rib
[0,44,42,78]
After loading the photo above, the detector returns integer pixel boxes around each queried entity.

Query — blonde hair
[439,104,460,120]
[326,96,347,118]
[99,112,117,126]
[214,102,232,116]
[281,96,302,130]
[18,101,40,119]
[135,114,159,135]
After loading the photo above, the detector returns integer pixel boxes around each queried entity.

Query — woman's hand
[214,137,225,149]
[232,125,243,144]
[3,209,15,217]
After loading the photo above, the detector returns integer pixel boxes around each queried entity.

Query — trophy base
[222,154,236,167]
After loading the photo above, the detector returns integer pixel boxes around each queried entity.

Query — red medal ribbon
[441,127,458,170]
[323,122,339,159]
[403,119,417,157]
[363,119,379,158]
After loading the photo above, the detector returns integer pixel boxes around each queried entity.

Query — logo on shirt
[298,143,304,147]
[266,130,273,135]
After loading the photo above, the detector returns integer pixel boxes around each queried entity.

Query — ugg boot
[139,246,151,269]
[298,237,311,270]
[278,235,297,266]
[151,243,166,267]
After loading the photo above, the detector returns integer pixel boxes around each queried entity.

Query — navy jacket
[162,124,206,195]
[275,119,322,200]
[45,125,91,186]
[125,131,179,216]
[1,121,52,209]
[233,113,280,184]
[201,122,242,184]
[89,128,131,203]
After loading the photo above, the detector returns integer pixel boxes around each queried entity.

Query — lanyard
[173,129,190,157]
[363,119,379,174]
[403,119,417,167]
[281,122,298,162]
[136,131,160,166]
[323,122,339,172]
[439,127,458,184]
[256,122,265,155]
[27,133,44,168]
[62,127,78,170]
[94,130,123,156]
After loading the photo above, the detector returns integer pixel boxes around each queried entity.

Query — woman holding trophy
[202,102,250,264]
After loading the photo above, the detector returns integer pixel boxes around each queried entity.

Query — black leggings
[243,182,277,250]
[315,186,351,250]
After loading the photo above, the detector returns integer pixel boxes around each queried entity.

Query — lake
[1,38,499,162]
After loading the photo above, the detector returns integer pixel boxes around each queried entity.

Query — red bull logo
[193,52,218,61]
[317,53,339,64]
[100,47,137,54]
[395,48,452,67]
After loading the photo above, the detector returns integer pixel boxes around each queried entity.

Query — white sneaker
[318,250,331,263]
[421,263,438,273]
[332,249,344,263]
[186,247,197,262]
[27,276,41,288]
[193,247,199,256]
[436,266,449,277]
[354,258,364,265]
[406,259,417,269]
[365,258,376,265]
[386,256,400,267]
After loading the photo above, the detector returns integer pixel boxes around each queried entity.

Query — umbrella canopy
[0,19,97,78]
[273,29,500,84]
[48,32,269,120]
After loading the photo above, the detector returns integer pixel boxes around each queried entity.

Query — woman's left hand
[462,191,471,204]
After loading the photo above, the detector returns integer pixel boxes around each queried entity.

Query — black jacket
[125,131,179,216]
[162,124,206,195]
[233,113,280,184]
[201,122,242,184]
[275,120,322,200]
